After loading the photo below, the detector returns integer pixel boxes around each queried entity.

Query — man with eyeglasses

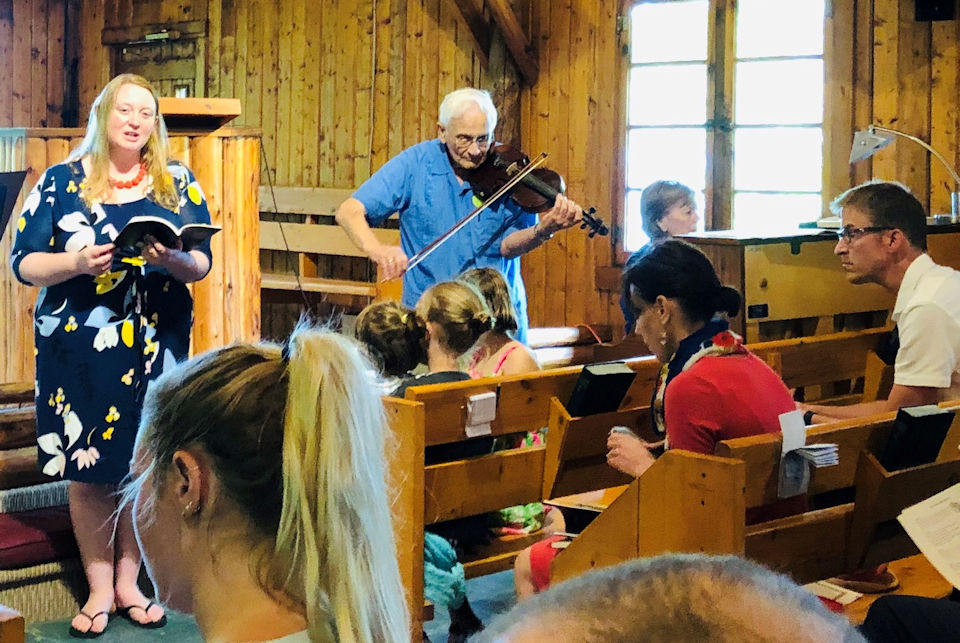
[801,180,960,423]
[336,88,580,343]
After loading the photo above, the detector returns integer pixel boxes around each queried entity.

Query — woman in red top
[516,240,795,598]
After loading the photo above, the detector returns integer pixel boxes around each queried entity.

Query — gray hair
[438,87,498,131]
[479,554,865,643]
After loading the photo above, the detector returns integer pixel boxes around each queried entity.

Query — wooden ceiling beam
[448,0,491,69]
[487,0,538,86]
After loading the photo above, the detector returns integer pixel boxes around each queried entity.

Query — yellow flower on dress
[121,369,134,385]
[102,427,114,440]
[17,216,25,232]
[49,236,55,247]
[187,183,203,205]
[94,270,126,295]
[144,336,157,356]
[64,316,78,332]
[66,180,78,193]
[48,393,55,407]
[121,256,146,267]
[105,406,120,422]
[121,319,135,347]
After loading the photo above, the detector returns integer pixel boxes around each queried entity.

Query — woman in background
[10,73,212,636]
[124,326,409,642]
[620,180,699,337]
[458,267,540,377]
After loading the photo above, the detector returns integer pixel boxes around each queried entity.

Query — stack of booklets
[792,443,839,468]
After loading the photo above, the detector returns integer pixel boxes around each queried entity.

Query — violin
[461,143,609,238]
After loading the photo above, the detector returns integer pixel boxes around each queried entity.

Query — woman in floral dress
[9,74,212,637]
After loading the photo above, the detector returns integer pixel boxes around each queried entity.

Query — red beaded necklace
[109,163,147,189]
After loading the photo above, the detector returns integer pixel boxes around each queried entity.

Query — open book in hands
[114,215,221,252]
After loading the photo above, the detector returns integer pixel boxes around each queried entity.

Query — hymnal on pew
[565,362,636,417]
[114,215,221,251]
[878,405,955,472]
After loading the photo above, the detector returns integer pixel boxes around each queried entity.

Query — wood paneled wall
[5,0,960,335]
[0,0,69,128]
[825,0,960,217]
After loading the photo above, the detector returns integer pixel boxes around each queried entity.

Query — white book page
[897,482,960,590]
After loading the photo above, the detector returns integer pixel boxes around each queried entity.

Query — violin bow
[401,152,549,274]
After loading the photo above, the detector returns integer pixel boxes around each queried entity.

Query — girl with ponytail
[515,240,797,599]
[123,326,409,642]
[390,280,494,398]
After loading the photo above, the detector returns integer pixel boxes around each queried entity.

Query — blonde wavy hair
[123,326,409,642]
[68,73,179,210]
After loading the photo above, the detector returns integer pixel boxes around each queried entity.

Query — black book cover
[566,362,637,417]
[114,215,221,251]
[878,405,955,472]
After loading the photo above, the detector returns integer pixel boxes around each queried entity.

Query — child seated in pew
[121,325,409,642]
[458,267,541,377]
[482,553,864,642]
[356,282,495,641]
[514,240,799,598]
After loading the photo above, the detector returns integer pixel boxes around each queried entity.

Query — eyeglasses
[453,133,491,148]
[836,226,894,243]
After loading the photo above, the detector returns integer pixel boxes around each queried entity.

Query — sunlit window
[622,0,825,250]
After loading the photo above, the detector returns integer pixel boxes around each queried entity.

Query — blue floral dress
[9,160,212,484]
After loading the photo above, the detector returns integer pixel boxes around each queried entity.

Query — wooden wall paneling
[0,130,27,384]
[12,0,30,127]
[331,1,360,296]
[387,0,407,161]
[439,0,460,98]
[851,0,874,189]
[563,0,593,329]
[275,0,293,187]
[823,0,854,213]
[217,2,236,115]
[597,0,621,330]
[370,0,392,174]
[301,0,321,186]
[930,18,959,216]
[232,0,247,129]
[542,0,570,327]
[204,0,220,97]
[78,0,109,120]
[29,0,47,126]
[260,1,278,186]
[45,0,65,128]
[870,0,899,183]
[0,1,13,126]
[244,0,263,136]
[403,2,424,146]
[352,0,374,187]
[522,1,549,329]
[897,13,931,214]
[238,136,262,342]
[318,3,335,187]
[420,0,440,142]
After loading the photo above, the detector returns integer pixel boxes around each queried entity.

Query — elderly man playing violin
[336,87,581,343]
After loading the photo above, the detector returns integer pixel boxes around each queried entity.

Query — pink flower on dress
[71,447,101,470]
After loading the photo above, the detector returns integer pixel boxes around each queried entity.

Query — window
[622,0,825,252]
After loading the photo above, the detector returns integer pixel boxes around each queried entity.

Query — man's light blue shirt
[353,139,536,343]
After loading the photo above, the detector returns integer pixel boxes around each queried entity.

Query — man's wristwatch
[534,222,554,241]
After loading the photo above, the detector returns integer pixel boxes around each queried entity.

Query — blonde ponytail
[279,327,410,642]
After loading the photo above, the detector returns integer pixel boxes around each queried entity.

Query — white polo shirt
[891,253,960,401]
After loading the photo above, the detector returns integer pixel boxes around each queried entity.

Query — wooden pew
[258,185,399,307]
[553,402,960,586]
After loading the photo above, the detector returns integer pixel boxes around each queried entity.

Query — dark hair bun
[469,313,495,335]
[714,286,742,317]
